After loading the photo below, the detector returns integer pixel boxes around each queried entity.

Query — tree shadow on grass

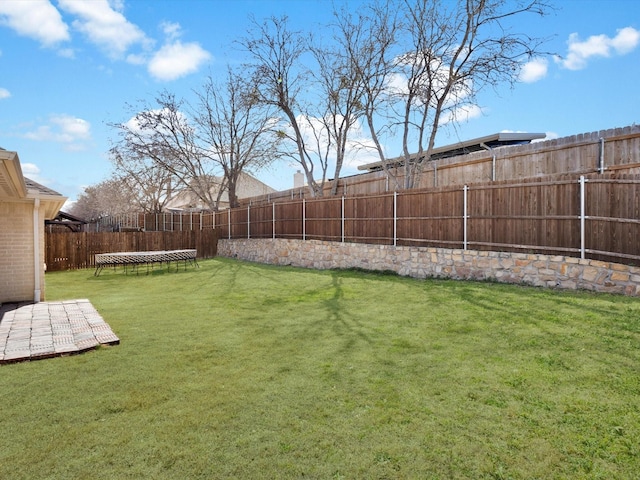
[313,270,375,351]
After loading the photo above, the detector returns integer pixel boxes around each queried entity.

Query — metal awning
[358,132,546,172]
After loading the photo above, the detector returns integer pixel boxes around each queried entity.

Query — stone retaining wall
[218,238,640,296]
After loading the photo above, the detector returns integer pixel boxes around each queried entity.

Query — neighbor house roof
[0,148,67,219]
[358,132,546,172]
[165,172,277,211]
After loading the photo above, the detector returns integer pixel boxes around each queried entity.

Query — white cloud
[57,47,75,59]
[0,0,70,46]
[145,21,211,81]
[20,162,49,185]
[610,26,640,54]
[20,162,59,188]
[58,0,150,58]
[519,57,548,83]
[439,104,483,126]
[160,21,182,42]
[124,108,191,136]
[559,26,640,70]
[148,41,211,81]
[52,114,91,140]
[536,131,558,142]
[23,114,91,150]
[125,53,146,65]
[0,87,10,99]
[277,114,381,174]
[21,163,41,176]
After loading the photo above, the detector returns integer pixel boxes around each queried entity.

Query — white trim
[33,198,41,302]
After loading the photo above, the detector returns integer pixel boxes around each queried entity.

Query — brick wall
[0,201,44,303]
[218,238,640,297]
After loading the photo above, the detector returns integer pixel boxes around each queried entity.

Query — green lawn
[1,257,639,479]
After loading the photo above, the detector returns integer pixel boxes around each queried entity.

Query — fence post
[272,202,276,239]
[303,198,306,241]
[341,196,345,243]
[598,138,605,174]
[247,205,250,239]
[393,191,397,247]
[463,185,468,250]
[228,210,231,239]
[580,175,586,259]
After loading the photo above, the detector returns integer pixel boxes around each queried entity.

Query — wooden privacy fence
[93,212,216,232]
[46,230,218,271]
[215,174,640,266]
[242,125,640,203]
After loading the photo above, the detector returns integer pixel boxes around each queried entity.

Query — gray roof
[24,177,63,197]
[358,132,546,172]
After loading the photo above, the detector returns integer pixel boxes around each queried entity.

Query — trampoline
[94,249,198,276]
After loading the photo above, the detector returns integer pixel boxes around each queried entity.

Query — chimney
[293,170,305,189]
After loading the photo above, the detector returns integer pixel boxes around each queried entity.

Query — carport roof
[358,132,546,172]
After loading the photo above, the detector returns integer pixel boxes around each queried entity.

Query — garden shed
[0,148,66,303]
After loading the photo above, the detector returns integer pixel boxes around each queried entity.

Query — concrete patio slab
[0,300,119,364]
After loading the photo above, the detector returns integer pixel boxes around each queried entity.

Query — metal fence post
[393,191,397,247]
[341,196,345,243]
[580,175,586,259]
[272,202,276,239]
[303,198,306,241]
[463,185,468,250]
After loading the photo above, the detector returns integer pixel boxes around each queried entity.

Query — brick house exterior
[0,149,66,303]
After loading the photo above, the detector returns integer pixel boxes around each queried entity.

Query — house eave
[26,193,68,219]
[0,149,28,198]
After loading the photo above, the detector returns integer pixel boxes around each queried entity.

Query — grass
[1,257,640,479]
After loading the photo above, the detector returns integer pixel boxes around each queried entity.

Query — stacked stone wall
[218,238,640,296]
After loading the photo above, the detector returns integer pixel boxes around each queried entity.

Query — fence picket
[46,230,218,271]
[216,173,640,266]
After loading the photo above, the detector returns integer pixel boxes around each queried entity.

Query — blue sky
[0,0,639,205]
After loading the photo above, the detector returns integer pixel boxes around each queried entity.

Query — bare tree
[239,16,328,197]
[332,0,401,188]
[309,26,368,196]
[69,178,138,222]
[110,69,280,210]
[335,0,551,190]
[110,145,179,213]
[111,92,223,211]
[392,0,552,189]
[193,69,280,208]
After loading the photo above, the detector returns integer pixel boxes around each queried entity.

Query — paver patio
[0,299,119,364]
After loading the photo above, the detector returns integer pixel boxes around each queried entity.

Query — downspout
[33,198,41,302]
[480,143,496,181]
